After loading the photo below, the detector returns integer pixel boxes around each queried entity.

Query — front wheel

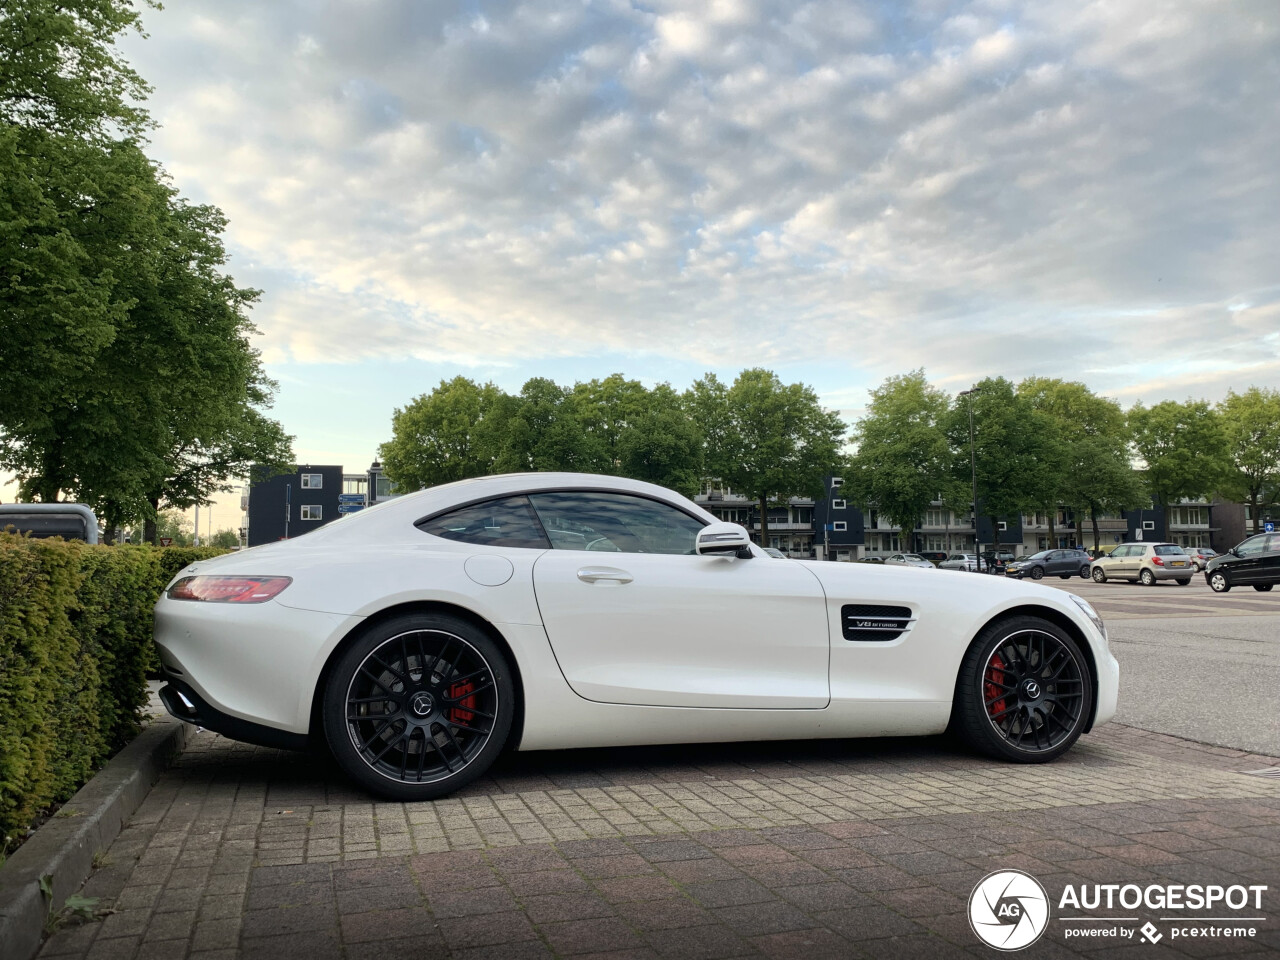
[323,613,515,801]
[952,616,1093,763]
[1209,571,1231,593]
[1030,567,1044,581]
[1139,569,1156,586]
[1254,584,1273,592]
[1092,567,1107,583]
[1079,565,1091,579]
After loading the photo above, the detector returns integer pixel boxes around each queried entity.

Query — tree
[847,371,951,552]
[154,509,193,546]
[617,384,704,495]
[0,2,292,540]
[380,377,508,491]
[1217,388,1280,533]
[1017,378,1142,549]
[692,369,845,547]
[1127,400,1228,520]
[207,528,240,550]
[571,375,651,474]
[499,378,606,474]
[946,378,1064,555]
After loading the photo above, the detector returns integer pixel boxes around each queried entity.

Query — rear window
[1154,545,1186,556]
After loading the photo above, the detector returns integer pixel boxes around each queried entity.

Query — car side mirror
[696,522,754,559]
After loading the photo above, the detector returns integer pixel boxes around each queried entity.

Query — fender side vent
[842,604,914,642]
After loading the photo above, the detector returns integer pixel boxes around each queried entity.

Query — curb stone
[0,713,193,960]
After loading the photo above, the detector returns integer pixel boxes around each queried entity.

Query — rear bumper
[159,676,310,751]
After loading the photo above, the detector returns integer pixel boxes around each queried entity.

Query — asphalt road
[1035,576,1280,756]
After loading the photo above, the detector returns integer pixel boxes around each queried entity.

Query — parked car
[939,553,979,571]
[918,551,949,566]
[1183,546,1218,571]
[884,553,935,569]
[856,555,884,563]
[1090,542,1193,585]
[1006,549,1092,581]
[154,472,1118,799]
[981,550,1018,575]
[1204,534,1280,592]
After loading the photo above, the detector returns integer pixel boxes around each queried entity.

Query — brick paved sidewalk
[37,726,1280,959]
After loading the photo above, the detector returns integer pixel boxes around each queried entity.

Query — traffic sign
[159,537,173,546]
[338,503,364,514]
[338,493,365,503]
[1266,522,1275,533]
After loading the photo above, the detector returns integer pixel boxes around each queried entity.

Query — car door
[528,490,830,709]
[1046,550,1067,575]
[1104,545,1132,578]
[1229,535,1271,583]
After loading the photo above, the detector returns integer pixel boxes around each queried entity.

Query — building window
[924,508,949,526]
[795,507,813,524]
[1169,506,1207,526]
[300,474,323,489]
[997,521,1008,531]
[343,477,367,496]
[833,521,847,532]
[832,500,846,511]
[301,505,323,521]
[830,477,843,488]
[1142,520,1155,530]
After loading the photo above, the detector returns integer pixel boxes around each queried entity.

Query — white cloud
[119,0,1280,401]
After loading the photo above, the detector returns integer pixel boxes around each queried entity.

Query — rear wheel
[1209,571,1231,593]
[1139,569,1156,586]
[1254,584,1273,592]
[1091,567,1107,583]
[952,616,1093,763]
[323,613,514,800]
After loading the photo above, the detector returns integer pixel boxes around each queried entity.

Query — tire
[1139,569,1155,586]
[1254,584,1273,592]
[1059,574,1070,580]
[1030,567,1044,580]
[1092,567,1107,583]
[1079,565,1090,579]
[323,613,515,801]
[952,615,1093,763]
[1176,578,1190,586]
[1208,571,1231,593]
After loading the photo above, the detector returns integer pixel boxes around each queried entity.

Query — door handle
[576,566,633,584]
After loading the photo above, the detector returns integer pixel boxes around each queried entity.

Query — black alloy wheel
[1208,571,1231,593]
[952,616,1093,763]
[1139,569,1156,586]
[324,613,514,800]
[1254,584,1273,592]
[1079,564,1091,579]
[1030,566,1045,580]
[1092,567,1107,583]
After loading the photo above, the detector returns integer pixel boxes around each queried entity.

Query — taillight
[168,576,292,603]
[1152,557,1164,566]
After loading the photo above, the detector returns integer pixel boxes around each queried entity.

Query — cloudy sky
[103,0,1278,527]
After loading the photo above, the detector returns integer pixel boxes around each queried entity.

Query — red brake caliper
[985,654,1007,721]
[447,680,476,726]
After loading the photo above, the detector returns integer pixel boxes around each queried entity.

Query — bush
[0,535,227,839]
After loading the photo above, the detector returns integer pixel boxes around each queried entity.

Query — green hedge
[0,535,226,841]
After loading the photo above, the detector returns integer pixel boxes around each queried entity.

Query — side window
[1237,536,1268,557]
[1266,535,1280,554]
[417,496,551,549]
[529,492,705,555]
[1113,546,1132,558]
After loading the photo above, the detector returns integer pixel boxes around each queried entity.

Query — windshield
[1027,551,1049,560]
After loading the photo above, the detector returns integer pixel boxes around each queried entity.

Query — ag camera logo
[969,870,1050,950]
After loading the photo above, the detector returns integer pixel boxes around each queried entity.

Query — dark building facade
[247,464,343,546]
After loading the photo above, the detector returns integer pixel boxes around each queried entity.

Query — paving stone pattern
[36,726,1280,959]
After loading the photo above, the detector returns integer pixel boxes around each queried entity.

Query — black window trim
[413,487,712,546]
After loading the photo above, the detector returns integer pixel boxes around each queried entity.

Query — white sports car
[155,473,1119,800]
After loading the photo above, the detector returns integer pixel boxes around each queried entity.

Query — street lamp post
[959,388,981,573]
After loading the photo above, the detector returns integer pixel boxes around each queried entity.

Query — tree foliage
[692,369,844,546]
[847,370,951,545]
[1127,400,1227,510]
[0,0,292,540]
[1217,387,1280,533]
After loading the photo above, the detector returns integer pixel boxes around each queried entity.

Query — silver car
[938,553,979,571]
[1090,542,1194,585]
[883,553,935,569]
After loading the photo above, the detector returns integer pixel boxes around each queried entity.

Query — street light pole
[959,388,981,573]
